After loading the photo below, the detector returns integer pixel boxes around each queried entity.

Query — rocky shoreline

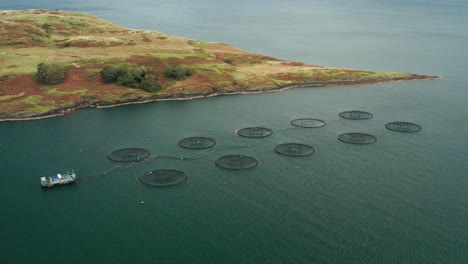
[0,74,440,122]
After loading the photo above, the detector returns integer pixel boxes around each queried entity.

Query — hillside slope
[0,9,438,121]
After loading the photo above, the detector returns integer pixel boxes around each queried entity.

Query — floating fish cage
[339,111,373,120]
[291,118,327,128]
[140,169,188,187]
[237,127,273,138]
[291,118,326,128]
[274,143,315,156]
[178,136,216,149]
[385,122,422,133]
[337,133,377,144]
[215,154,259,170]
[107,148,150,162]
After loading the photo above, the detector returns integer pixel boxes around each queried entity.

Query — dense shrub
[223,58,234,64]
[164,65,193,80]
[100,63,161,92]
[42,23,51,36]
[116,64,147,88]
[36,63,66,85]
[139,74,161,92]
[100,65,119,83]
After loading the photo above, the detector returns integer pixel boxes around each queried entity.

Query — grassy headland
[0,9,439,121]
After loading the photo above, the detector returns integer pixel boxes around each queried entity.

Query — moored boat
[41,170,76,187]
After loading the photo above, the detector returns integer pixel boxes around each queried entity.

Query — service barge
[41,170,76,187]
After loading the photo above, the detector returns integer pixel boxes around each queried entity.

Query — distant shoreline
[0,75,440,122]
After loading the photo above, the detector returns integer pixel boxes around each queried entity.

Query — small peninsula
[0,9,438,121]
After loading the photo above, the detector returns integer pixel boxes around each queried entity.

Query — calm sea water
[1,1,467,263]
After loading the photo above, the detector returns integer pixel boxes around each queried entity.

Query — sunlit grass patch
[45,88,87,96]
[0,57,43,75]
[10,14,51,24]
[2,95,56,114]
[190,63,227,73]
[350,71,411,79]
[55,36,131,47]
[154,54,196,60]
[0,92,25,101]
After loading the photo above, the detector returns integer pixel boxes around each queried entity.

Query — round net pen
[274,143,315,156]
[385,122,422,133]
[339,111,373,120]
[108,148,150,162]
[215,155,259,170]
[237,127,273,138]
[337,133,377,144]
[291,118,326,128]
[140,169,188,187]
[178,136,216,149]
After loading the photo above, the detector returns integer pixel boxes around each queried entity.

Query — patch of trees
[100,63,161,92]
[164,65,194,80]
[100,63,194,92]
[36,63,66,85]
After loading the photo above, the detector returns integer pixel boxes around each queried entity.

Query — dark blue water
[1,1,467,263]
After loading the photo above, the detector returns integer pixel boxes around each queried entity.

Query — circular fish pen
[140,169,188,187]
[178,136,216,149]
[274,143,315,156]
[215,155,259,170]
[337,133,377,144]
[339,111,373,120]
[385,122,422,133]
[107,148,150,162]
[291,118,326,128]
[237,127,273,138]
